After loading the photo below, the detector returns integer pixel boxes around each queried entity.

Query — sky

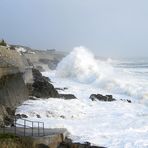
[0,0,148,58]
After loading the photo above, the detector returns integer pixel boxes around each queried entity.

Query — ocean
[16,47,148,148]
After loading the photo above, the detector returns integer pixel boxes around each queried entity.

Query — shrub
[0,39,7,46]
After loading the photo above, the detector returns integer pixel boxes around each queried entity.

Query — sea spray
[56,46,148,101]
[56,46,114,83]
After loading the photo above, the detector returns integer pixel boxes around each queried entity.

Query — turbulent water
[17,47,148,148]
[57,47,148,103]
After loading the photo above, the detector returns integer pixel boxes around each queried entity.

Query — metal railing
[0,117,45,137]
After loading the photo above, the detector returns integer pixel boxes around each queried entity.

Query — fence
[0,117,45,137]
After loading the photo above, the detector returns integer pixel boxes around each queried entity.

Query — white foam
[16,97,148,148]
[56,46,148,102]
[16,47,148,147]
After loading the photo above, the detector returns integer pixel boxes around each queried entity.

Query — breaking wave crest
[56,46,148,101]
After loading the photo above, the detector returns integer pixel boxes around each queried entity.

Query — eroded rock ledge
[27,69,59,98]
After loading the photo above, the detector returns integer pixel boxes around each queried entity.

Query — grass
[0,133,33,148]
[0,133,18,139]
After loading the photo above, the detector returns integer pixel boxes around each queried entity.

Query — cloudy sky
[0,0,148,57]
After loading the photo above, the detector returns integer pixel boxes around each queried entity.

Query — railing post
[38,122,39,136]
[43,122,45,136]
[32,121,33,136]
[24,120,26,136]
[14,117,16,135]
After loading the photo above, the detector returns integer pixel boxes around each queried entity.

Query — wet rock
[59,94,77,100]
[30,69,59,98]
[58,138,106,148]
[60,115,65,119]
[36,114,41,118]
[90,94,116,102]
[56,87,68,91]
[16,114,28,119]
[120,99,132,103]
[90,94,132,103]
[29,96,38,100]
[127,99,132,103]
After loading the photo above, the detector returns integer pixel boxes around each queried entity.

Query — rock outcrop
[90,94,132,103]
[59,138,106,148]
[0,72,28,125]
[90,94,116,102]
[0,46,29,125]
[59,94,77,100]
[27,69,59,98]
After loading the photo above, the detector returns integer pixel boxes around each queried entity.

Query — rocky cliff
[0,46,29,125]
[0,45,60,125]
[27,68,59,98]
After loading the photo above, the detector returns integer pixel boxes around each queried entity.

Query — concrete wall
[0,46,33,84]
[0,47,29,124]
[0,72,28,108]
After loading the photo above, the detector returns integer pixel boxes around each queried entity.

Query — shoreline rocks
[59,138,106,148]
[90,94,116,102]
[59,94,77,100]
[90,94,131,103]
[27,69,59,98]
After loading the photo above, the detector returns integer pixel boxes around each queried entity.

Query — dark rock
[15,114,22,119]
[59,94,77,100]
[127,99,132,103]
[56,87,68,91]
[60,115,65,119]
[21,114,28,118]
[90,94,116,102]
[29,96,38,100]
[120,99,132,103]
[58,138,106,148]
[56,88,64,91]
[43,76,51,82]
[15,114,28,119]
[36,114,41,118]
[90,94,132,103]
[30,69,59,98]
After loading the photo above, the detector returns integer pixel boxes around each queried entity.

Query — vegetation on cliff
[0,39,7,46]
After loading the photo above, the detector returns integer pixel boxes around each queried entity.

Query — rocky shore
[0,42,133,147]
[0,44,63,126]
